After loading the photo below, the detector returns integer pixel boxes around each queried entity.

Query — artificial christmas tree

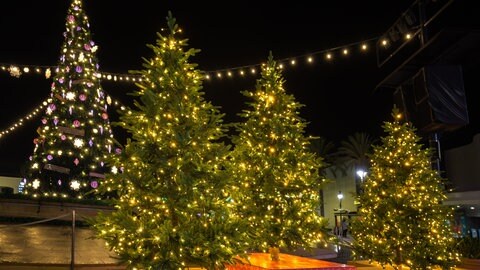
[91,13,250,270]
[227,54,327,259]
[22,0,115,200]
[351,107,460,270]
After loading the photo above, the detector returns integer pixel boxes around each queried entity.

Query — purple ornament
[90,181,98,189]
[89,140,93,147]
[47,155,53,161]
[90,41,95,46]
[53,118,59,126]
[58,179,62,185]
[59,78,64,84]
[86,82,93,87]
[74,158,79,166]
[41,118,47,124]
[115,148,122,154]
[49,104,56,111]
[100,161,104,167]
[76,26,81,31]
[74,5,79,10]
[76,66,83,73]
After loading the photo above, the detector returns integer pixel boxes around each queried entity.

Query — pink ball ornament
[47,155,53,161]
[79,94,87,101]
[76,66,83,73]
[73,120,80,127]
[61,134,66,140]
[101,113,108,120]
[84,44,91,51]
[67,15,74,22]
[90,181,98,189]
[41,118,47,124]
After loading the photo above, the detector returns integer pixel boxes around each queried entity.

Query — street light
[337,191,343,209]
[356,169,367,181]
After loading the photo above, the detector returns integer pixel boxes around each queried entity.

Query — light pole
[356,169,367,181]
[337,191,343,210]
[356,169,367,195]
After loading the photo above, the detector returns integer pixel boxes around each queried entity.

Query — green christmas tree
[351,107,459,270]
[23,0,115,200]
[227,54,327,258]
[91,13,250,270]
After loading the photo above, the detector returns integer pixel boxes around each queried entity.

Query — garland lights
[0,95,126,141]
[1,36,379,81]
[0,36,383,141]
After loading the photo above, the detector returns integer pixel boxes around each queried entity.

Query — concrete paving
[0,223,123,269]
[0,222,343,269]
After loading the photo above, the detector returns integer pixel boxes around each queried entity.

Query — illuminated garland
[0,94,126,141]
[1,36,378,81]
[0,36,381,141]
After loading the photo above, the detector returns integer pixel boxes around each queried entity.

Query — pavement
[0,220,351,269]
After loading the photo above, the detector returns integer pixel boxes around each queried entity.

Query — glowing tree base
[226,253,356,270]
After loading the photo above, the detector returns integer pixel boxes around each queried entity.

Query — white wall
[323,167,358,228]
[0,176,22,193]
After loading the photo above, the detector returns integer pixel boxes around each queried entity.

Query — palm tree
[336,132,377,195]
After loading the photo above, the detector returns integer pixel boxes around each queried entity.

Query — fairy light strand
[0,36,379,140]
[0,36,379,82]
[0,94,126,141]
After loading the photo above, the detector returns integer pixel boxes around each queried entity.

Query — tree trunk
[269,246,280,261]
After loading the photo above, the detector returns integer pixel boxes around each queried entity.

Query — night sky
[0,1,479,176]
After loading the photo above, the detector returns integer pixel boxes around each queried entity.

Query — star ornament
[70,180,81,190]
[32,179,41,189]
[73,138,84,148]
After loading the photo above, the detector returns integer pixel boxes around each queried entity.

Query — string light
[1,36,380,82]
[0,98,49,139]
[0,94,126,141]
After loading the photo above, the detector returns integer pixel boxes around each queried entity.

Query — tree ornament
[73,120,80,127]
[90,181,98,188]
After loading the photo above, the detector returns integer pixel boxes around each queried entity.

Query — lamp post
[356,169,367,181]
[356,169,367,195]
[337,191,343,210]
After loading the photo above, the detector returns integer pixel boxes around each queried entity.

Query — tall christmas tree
[351,108,459,270]
[90,13,250,270]
[227,54,327,259]
[22,0,115,200]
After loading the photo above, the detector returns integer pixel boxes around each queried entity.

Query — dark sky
[0,0,479,176]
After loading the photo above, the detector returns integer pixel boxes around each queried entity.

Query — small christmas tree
[23,0,115,200]
[90,13,250,270]
[351,107,460,270]
[227,54,327,259]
